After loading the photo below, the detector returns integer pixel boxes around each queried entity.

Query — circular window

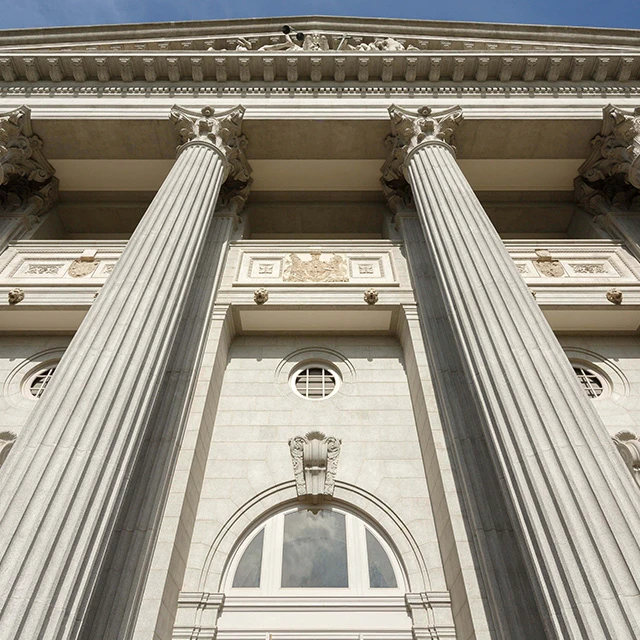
[28,365,57,399]
[291,363,340,400]
[573,365,605,398]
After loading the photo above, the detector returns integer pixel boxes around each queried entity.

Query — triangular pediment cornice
[0,16,639,54]
[0,17,637,86]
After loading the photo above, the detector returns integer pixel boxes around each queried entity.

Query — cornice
[0,52,638,85]
[0,16,639,50]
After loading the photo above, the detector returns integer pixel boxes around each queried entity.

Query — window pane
[282,509,348,587]
[366,529,397,588]
[232,528,264,587]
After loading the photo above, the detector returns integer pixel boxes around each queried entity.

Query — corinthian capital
[170,105,252,214]
[576,105,640,214]
[580,105,640,188]
[388,105,464,156]
[381,105,463,215]
[0,106,58,217]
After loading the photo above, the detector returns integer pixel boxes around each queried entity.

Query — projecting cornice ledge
[0,52,637,85]
[0,106,58,219]
[575,104,640,215]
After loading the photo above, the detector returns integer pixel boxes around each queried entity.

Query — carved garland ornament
[0,106,58,217]
[289,431,341,504]
[381,105,463,215]
[576,104,640,214]
[170,105,252,215]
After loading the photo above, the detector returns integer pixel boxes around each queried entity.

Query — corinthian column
[0,106,58,248]
[384,105,640,639]
[0,105,251,639]
[575,105,640,259]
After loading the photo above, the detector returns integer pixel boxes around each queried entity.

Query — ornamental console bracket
[575,104,640,215]
[613,430,640,488]
[289,431,341,504]
[0,106,58,219]
[380,104,463,216]
[169,104,253,216]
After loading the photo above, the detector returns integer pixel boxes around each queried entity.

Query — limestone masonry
[0,15,639,640]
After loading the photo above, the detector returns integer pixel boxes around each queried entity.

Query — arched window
[226,505,403,595]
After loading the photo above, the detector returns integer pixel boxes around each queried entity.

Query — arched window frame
[224,504,405,596]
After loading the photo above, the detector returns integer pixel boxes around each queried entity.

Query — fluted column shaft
[405,139,640,638]
[0,106,247,639]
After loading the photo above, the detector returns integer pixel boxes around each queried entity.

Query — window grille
[293,366,337,399]
[29,366,57,398]
[573,365,604,398]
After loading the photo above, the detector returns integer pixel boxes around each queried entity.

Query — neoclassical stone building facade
[0,15,639,640]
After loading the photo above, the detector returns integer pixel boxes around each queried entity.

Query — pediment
[0,16,639,55]
[0,17,637,85]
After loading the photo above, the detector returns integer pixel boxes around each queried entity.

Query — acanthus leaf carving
[576,104,640,214]
[170,105,253,215]
[289,431,341,503]
[0,106,58,217]
[381,105,463,215]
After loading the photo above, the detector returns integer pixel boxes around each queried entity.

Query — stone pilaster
[405,592,456,639]
[386,105,640,639]
[0,105,250,639]
[0,106,58,248]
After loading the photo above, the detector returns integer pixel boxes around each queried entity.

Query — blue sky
[0,0,638,31]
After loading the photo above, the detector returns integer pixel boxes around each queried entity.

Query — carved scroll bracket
[381,105,463,215]
[289,431,341,504]
[576,105,640,215]
[613,431,640,488]
[170,105,253,215]
[0,106,58,218]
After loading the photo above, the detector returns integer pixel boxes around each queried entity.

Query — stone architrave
[384,104,640,639]
[0,105,250,639]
